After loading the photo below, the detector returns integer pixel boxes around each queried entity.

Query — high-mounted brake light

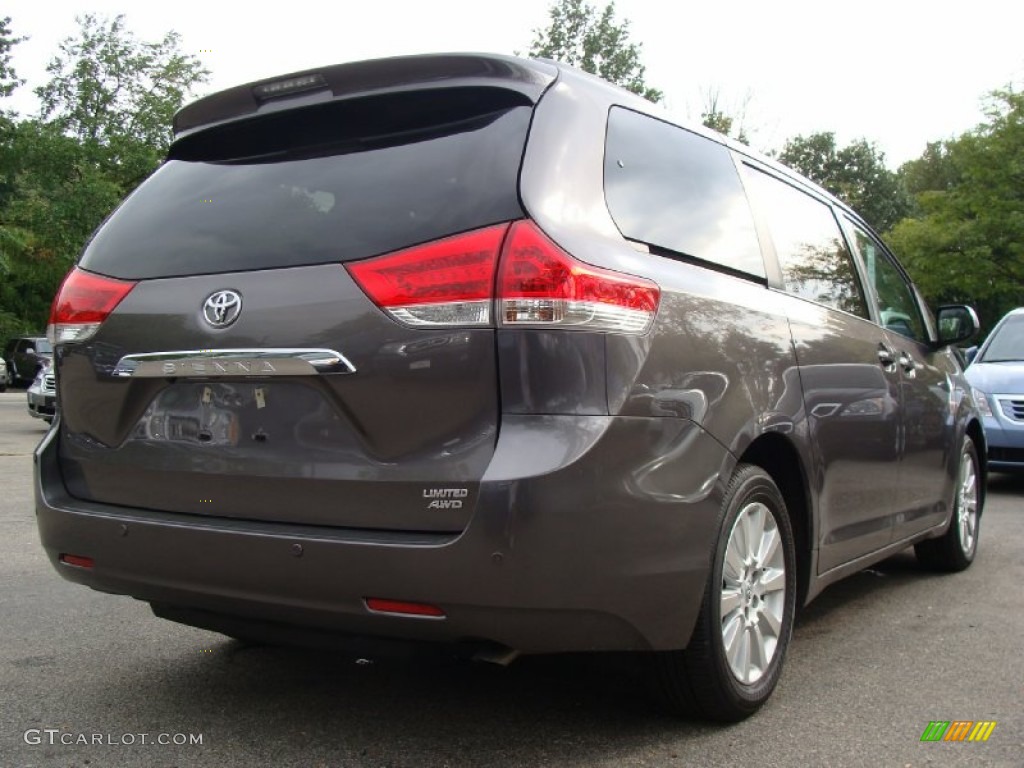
[252,73,327,102]
[48,268,137,344]
[498,221,660,333]
[346,224,510,327]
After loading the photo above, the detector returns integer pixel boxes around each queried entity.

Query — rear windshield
[80,88,532,279]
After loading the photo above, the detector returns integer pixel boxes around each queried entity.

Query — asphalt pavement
[1,391,1021,767]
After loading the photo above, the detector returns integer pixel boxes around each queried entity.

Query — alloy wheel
[957,448,979,556]
[720,501,787,685]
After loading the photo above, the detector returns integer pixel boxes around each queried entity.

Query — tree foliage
[777,132,912,233]
[0,16,25,102]
[35,14,208,188]
[0,15,207,339]
[528,0,662,102]
[889,89,1024,330]
[700,87,751,145]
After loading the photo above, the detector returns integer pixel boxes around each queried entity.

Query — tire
[655,464,797,722]
[915,439,981,572]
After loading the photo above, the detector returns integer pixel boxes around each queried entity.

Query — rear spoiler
[173,53,558,139]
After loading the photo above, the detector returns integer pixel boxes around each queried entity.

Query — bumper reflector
[59,554,95,569]
[365,598,446,618]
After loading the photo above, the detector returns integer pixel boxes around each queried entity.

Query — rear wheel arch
[738,433,812,608]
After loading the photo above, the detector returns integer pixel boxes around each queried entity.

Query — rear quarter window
[603,107,765,279]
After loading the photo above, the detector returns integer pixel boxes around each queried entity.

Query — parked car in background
[3,335,53,387]
[0,356,7,391]
[965,307,1024,471]
[36,53,985,722]
[26,359,57,423]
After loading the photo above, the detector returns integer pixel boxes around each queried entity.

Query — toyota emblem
[202,290,242,328]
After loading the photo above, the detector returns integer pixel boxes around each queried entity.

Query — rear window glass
[79,88,532,279]
[603,107,765,279]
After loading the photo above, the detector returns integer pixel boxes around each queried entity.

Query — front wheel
[915,439,981,572]
[655,464,796,721]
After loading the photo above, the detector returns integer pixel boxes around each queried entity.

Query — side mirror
[935,305,980,347]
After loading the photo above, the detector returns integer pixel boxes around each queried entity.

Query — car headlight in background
[972,387,994,418]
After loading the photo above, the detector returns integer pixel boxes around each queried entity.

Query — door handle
[877,345,897,372]
[898,352,917,378]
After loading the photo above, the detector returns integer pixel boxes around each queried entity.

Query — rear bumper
[35,414,731,653]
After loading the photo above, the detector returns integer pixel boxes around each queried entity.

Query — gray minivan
[36,54,984,721]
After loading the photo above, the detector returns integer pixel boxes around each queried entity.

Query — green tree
[35,13,209,187]
[700,87,751,145]
[899,141,960,197]
[778,132,912,233]
[0,16,25,101]
[527,0,662,102]
[0,17,30,339]
[889,89,1024,331]
[1,15,209,338]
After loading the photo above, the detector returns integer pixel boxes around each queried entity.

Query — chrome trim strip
[111,349,356,378]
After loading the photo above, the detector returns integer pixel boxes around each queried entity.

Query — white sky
[5,0,1023,167]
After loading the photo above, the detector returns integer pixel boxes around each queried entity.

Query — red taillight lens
[365,598,446,618]
[347,219,659,333]
[48,268,137,344]
[346,224,511,327]
[498,221,660,333]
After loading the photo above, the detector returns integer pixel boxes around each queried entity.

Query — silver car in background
[27,360,57,423]
[966,307,1024,471]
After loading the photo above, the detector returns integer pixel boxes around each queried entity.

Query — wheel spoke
[759,526,780,566]
[724,538,745,583]
[760,567,785,594]
[725,618,744,667]
[739,509,754,561]
[732,626,751,682]
[747,504,766,555]
[962,470,976,498]
[748,623,767,678]
[721,587,743,618]
[722,612,743,656]
[760,600,783,638]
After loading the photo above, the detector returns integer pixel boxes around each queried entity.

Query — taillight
[346,224,510,327]
[347,219,659,333]
[48,268,137,344]
[498,221,660,333]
